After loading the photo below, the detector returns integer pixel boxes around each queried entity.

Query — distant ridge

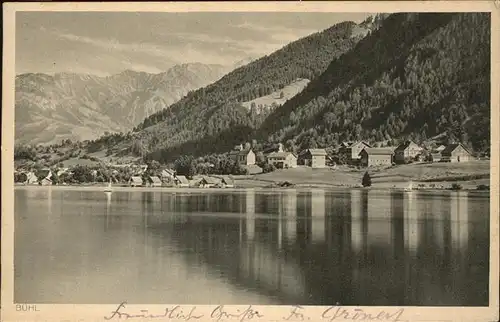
[15,63,232,145]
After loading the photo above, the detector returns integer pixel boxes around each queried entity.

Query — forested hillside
[124,20,370,161]
[260,13,491,152]
[81,13,491,165]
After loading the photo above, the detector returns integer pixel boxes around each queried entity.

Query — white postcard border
[2,1,499,321]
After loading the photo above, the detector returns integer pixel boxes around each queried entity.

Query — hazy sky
[16,12,371,76]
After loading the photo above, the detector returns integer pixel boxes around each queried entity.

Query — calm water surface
[14,187,489,305]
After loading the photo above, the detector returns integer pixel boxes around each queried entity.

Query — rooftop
[441,143,472,155]
[268,151,295,158]
[341,141,371,148]
[202,176,221,185]
[149,176,162,183]
[176,175,189,184]
[221,175,234,184]
[130,176,143,183]
[308,149,327,156]
[362,148,394,155]
[394,140,420,152]
[229,149,252,156]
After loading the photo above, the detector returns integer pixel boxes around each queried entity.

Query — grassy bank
[234,160,491,190]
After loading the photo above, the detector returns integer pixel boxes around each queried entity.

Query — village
[14,138,490,191]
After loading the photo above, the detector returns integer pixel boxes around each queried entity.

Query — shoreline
[13,183,490,194]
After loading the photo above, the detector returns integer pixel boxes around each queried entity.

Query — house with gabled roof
[147,176,162,187]
[36,169,53,185]
[229,144,256,166]
[298,148,327,168]
[440,143,474,163]
[266,143,297,169]
[359,148,394,167]
[194,176,222,188]
[220,175,235,188]
[128,176,143,187]
[338,141,371,164]
[161,168,175,179]
[175,175,190,188]
[268,151,298,169]
[394,140,424,164]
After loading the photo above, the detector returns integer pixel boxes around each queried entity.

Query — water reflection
[430,195,445,251]
[285,189,297,244]
[47,187,52,214]
[404,191,420,253]
[246,190,255,241]
[14,188,490,306]
[450,192,470,253]
[311,190,325,243]
[350,190,364,252]
[367,191,392,247]
[104,191,111,231]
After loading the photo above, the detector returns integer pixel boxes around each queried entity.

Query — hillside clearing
[241,78,310,111]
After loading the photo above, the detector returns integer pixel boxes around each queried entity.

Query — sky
[16,12,371,76]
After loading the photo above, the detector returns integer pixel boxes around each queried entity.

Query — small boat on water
[104,179,113,192]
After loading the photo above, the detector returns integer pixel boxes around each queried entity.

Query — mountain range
[15,62,244,145]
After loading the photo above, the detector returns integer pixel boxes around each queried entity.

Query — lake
[14,187,490,306]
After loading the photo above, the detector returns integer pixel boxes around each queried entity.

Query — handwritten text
[211,305,264,322]
[322,306,405,322]
[104,302,204,320]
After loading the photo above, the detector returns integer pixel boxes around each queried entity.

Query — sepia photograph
[2,1,499,321]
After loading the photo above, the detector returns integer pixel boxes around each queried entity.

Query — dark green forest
[260,13,491,152]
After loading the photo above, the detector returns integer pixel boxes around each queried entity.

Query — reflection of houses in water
[47,186,52,214]
[104,191,112,230]
[450,192,469,253]
[403,191,419,253]
[152,192,161,211]
[366,191,392,247]
[238,241,306,298]
[171,192,190,219]
[350,190,364,252]
[430,196,445,250]
[141,189,487,306]
[277,194,283,249]
[284,189,297,244]
[310,190,326,243]
[246,190,255,241]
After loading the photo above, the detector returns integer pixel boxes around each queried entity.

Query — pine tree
[362,171,372,187]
